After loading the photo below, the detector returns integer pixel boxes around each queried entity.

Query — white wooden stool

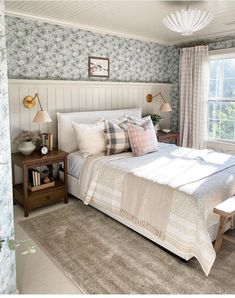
[214,197,235,253]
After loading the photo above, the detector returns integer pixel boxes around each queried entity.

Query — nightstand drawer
[29,188,66,209]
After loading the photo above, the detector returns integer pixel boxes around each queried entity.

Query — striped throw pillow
[127,120,158,157]
[104,120,130,155]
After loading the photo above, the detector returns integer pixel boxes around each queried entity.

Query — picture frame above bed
[88,56,109,77]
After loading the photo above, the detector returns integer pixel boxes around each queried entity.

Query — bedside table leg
[23,165,29,217]
[24,209,29,217]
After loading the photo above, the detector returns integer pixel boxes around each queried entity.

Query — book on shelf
[33,170,36,186]
[28,168,41,187]
[36,170,40,186]
[28,168,33,186]
[41,133,53,151]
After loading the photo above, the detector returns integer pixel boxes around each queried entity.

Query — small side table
[157,131,179,145]
[214,197,235,253]
[12,149,69,217]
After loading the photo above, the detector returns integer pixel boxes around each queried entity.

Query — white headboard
[57,108,141,152]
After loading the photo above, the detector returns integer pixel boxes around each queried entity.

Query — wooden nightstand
[157,131,179,145]
[12,149,69,217]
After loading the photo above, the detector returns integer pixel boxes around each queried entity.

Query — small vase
[18,141,36,156]
[154,124,160,133]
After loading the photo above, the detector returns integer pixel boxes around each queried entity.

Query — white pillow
[72,122,106,157]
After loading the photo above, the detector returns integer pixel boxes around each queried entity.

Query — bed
[57,108,235,276]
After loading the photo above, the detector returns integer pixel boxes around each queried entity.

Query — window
[208,54,235,142]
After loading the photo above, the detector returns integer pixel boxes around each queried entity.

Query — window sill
[207,140,235,154]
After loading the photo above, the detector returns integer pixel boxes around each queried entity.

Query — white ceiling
[5,0,235,45]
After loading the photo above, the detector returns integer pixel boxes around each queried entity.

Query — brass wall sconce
[23,93,52,123]
[146,92,172,112]
[23,94,37,109]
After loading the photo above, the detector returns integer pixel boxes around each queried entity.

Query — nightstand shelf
[12,149,69,217]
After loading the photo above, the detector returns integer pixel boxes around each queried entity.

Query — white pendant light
[163,1,213,36]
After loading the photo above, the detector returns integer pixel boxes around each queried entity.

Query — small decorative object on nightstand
[40,144,49,156]
[13,130,40,156]
[157,130,179,145]
[12,149,69,217]
[149,114,163,132]
[162,128,171,133]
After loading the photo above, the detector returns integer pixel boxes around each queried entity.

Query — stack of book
[28,168,41,187]
[28,168,55,192]
[42,133,53,151]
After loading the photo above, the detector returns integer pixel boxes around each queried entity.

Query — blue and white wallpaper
[4,15,235,132]
[209,38,235,50]
[0,1,16,295]
[5,16,180,129]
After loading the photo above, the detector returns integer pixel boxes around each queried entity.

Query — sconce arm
[152,92,167,103]
[32,93,43,110]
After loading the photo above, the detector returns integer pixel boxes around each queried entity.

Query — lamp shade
[160,103,172,113]
[33,110,52,123]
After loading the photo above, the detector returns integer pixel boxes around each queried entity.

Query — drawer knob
[46,195,50,200]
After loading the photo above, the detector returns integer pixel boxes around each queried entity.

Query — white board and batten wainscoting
[8,79,172,183]
[9,79,172,151]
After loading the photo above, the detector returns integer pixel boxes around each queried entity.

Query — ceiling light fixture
[163,0,213,36]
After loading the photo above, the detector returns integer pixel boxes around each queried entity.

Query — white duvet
[78,143,235,275]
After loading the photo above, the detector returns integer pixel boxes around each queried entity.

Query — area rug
[19,199,235,294]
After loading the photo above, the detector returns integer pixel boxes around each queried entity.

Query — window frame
[208,49,235,144]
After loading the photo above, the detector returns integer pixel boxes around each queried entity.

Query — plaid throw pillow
[104,120,130,155]
[127,120,158,157]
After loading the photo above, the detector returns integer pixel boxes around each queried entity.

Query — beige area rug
[19,199,235,294]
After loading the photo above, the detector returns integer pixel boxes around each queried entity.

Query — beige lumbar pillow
[72,121,106,157]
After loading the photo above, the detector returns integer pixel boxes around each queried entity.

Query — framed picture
[88,56,109,78]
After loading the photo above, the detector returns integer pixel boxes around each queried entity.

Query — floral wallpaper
[209,38,235,50]
[0,1,16,295]
[5,16,180,130]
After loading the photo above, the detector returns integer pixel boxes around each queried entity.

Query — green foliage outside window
[208,102,235,141]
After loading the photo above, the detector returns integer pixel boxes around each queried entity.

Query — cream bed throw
[121,174,174,239]
[121,145,235,240]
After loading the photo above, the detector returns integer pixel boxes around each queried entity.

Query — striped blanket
[78,143,235,275]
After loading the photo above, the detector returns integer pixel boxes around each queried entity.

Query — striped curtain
[179,45,209,149]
